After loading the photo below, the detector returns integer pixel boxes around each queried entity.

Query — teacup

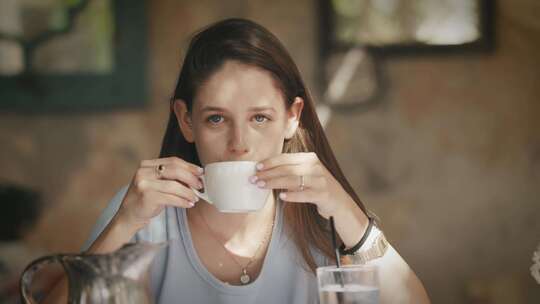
[192,161,271,212]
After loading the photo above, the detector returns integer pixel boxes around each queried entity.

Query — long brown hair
[159,18,368,273]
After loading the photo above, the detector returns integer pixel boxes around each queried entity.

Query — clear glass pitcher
[19,242,165,304]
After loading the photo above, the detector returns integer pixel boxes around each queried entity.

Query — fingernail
[279,192,286,199]
[197,167,204,174]
[194,196,199,202]
[256,180,266,188]
[188,202,195,207]
[197,182,203,189]
[256,163,264,170]
[249,175,258,183]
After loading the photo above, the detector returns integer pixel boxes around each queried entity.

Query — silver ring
[299,175,305,191]
[156,164,165,178]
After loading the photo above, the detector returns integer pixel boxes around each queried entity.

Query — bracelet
[339,216,374,256]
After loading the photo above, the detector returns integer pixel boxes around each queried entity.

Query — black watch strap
[339,216,374,256]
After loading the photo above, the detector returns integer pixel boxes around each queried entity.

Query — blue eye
[253,115,268,123]
[207,114,224,124]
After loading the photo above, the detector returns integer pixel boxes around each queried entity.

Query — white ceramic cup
[192,161,271,213]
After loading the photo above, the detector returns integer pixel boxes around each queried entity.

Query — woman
[50,18,430,303]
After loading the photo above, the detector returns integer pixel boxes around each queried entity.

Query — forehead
[193,61,286,111]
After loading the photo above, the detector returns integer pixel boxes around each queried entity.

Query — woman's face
[174,60,303,166]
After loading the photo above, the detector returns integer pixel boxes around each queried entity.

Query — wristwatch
[346,231,389,265]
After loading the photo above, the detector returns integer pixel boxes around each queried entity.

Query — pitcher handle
[20,254,65,304]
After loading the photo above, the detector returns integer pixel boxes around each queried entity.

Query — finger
[252,164,304,182]
[257,175,324,191]
[145,190,196,208]
[141,179,200,203]
[257,152,318,171]
[140,157,204,176]
[139,166,203,189]
[278,189,323,203]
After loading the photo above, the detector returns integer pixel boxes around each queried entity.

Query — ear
[285,97,304,139]
[173,99,195,143]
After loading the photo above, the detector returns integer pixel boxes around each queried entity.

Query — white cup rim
[204,160,258,168]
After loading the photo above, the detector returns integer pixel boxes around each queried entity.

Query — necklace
[195,207,275,285]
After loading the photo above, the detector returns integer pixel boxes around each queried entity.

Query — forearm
[41,277,68,304]
[330,201,430,303]
[42,214,138,303]
[369,244,431,304]
[330,198,369,248]
[86,213,139,254]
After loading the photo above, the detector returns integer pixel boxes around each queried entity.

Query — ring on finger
[156,164,165,178]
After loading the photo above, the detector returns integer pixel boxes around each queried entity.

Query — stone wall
[1,0,539,303]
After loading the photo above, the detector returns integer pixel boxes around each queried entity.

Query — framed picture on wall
[319,0,495,56]
[0,0,148,113]
[316,0,496,112]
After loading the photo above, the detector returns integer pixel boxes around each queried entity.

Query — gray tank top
[82,186,325,304]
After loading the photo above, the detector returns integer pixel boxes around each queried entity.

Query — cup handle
[192,175,213,205]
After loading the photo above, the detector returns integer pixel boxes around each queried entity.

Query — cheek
[262,124,286,140]
[194,127,220,142]
[192,128,225,159]
[254,124,288,154]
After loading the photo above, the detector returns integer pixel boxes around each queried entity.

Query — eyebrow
[200,106,277,113]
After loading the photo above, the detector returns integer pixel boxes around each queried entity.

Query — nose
[227,122,250,157]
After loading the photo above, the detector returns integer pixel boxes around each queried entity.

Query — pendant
[240,268,250,284]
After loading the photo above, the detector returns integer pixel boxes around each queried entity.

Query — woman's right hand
[116,156,204,232]
[43,157,204,303]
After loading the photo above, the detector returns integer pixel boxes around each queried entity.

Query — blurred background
[0,0,539,303]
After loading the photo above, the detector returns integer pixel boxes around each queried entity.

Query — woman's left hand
[250,152,356,218]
